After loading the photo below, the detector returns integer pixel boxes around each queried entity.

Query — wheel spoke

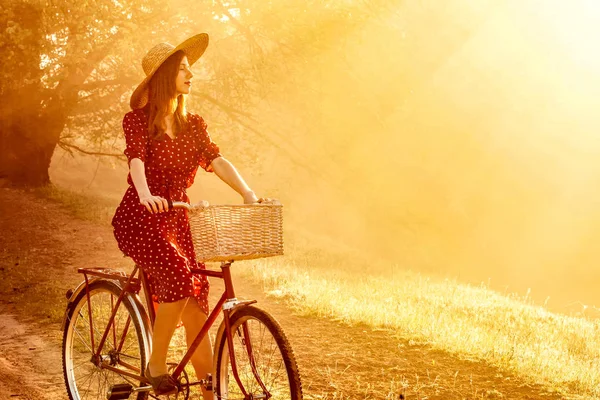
[267,360,285,393]
[74,369,95,389]
[118,352,141,360]
[71,357,92,371]
[82,368,96,398]
[77,309,104,342]
[71,325,94,354]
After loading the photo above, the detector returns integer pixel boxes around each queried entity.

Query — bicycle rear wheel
[62,279,151,400]
[214,305,303,400]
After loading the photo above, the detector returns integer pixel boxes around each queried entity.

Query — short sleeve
[194,115,221,172]
[122,111,149,165]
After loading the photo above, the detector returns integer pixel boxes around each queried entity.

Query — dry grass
[0,185,118,322]
[0,250,69,324]
[33,184,117,224]
[242,243,600,399]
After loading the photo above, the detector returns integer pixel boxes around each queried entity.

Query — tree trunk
[0,83,73,187]
[0,113,59,187]
[0,58,95,187]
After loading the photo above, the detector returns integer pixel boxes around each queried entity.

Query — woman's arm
[210,157,260,204]
[130,158,169,213]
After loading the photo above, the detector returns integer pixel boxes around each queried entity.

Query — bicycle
[61,201,303,400]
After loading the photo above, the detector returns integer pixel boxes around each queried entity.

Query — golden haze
[36,0,600,397]
[52,0,600,311]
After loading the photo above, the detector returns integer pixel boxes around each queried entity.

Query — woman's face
[175,55,193,95]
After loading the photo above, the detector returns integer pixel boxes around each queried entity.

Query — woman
[112,33,265,397]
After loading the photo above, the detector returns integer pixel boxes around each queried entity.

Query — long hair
[144,50,188,140]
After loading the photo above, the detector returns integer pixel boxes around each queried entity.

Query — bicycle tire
[214,305,303,400]
[62,279,151,400]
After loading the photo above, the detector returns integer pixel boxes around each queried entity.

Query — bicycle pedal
[107,383,133,399]
[200,373,213,391]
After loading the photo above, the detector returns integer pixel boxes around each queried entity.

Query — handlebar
[167,199,280,211]
[168,200,198,211]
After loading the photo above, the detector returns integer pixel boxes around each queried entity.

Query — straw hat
[130,33,209,109]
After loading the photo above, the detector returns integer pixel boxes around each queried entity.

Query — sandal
[144,363,178,396]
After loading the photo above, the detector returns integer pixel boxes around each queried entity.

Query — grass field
[34,184,117,224]
[241,242,600,399]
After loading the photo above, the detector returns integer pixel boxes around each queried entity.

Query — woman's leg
[148,297,189,375]
[181,298,213,400]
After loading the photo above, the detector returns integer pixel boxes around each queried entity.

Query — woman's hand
[242,190,276,204]
[138,192,169,213]
[243,190,259,204]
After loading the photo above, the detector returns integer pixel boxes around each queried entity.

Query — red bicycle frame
[76,261,269,398]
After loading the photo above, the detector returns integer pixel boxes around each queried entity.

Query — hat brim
[130,33,209,110]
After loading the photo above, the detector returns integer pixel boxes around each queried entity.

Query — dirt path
[0,187,568,399]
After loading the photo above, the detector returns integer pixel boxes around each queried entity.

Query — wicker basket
[187,204,283,262]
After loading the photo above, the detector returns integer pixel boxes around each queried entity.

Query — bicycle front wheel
[214,305,303,400]
[62,279,151,400]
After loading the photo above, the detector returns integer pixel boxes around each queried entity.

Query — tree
[0,0,216,186]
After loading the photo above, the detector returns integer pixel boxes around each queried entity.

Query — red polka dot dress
[111,108,221,315]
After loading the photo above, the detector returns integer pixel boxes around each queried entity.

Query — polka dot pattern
[112,109,221,315]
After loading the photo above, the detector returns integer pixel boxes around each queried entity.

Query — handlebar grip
[170,201,193,210]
